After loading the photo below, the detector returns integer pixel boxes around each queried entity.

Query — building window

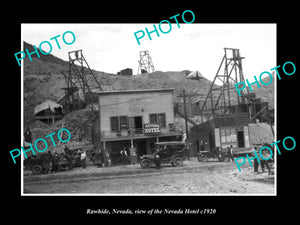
[220,128,237,144]
[149,113,166,128]
[158,113,166,128]
[110,116,128,131]
[111,117,119,131]
[150,114,157,124]
[119,116,128,130]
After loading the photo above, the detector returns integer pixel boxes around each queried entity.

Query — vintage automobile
[140,141,186,168]
[24,152,72,175]
[197,147,230,162]
[24,153,52,175]
[24,148,86,175]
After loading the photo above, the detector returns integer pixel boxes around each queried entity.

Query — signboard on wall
[144,124,160,135]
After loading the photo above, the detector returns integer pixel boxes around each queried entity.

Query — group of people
[90,148,111,167]
[45,146,87,172]
[48,146,115,172]
[205,144,272,175]
[224,144,272,175]
[251,145,272,175]
[63,145,87,169]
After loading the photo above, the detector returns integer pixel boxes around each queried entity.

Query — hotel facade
[98,89,181,164]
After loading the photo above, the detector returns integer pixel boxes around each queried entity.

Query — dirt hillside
[23,41,275,151]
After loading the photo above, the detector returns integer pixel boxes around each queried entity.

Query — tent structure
[186,70,203,80]
[34,100,63,115]
[34,100,63,124]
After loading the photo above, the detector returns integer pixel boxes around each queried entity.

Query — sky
[22,23,276,82]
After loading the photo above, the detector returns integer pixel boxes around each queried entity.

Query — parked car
[197,148,230,162]
[24,153,52,175]
[140,141,186,168]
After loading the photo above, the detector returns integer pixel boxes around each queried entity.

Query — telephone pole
[182,89,190,160]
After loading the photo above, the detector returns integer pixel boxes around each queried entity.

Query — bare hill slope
[23,42,275,152]
[23,41,274,124]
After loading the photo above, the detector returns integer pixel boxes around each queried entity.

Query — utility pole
[98,95,102,152]
[182,89,190,160]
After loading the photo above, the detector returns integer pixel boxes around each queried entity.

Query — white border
[21,25,24,194]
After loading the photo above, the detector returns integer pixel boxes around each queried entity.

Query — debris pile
[249,123,274,145]
[55,109,98,143]
[27,109,98,155]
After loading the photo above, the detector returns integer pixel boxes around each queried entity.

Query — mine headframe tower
[198,48,253,124]
[60,50,103,114]
[137,50,156,74]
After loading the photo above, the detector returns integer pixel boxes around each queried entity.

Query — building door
[134,116,143,129]
[136,139,147,160]
[237,130,245,148]
[128,116,143,134]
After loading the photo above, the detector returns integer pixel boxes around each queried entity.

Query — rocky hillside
[23,41,215,122]
[23,41,275,150]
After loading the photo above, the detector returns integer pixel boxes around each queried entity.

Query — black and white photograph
[4,4,298,221]
[21,23,276,195]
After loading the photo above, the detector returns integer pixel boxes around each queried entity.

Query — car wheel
[221,155,230,162]
[41,167,49,174]
[140,158,151,168]
[173,157,183,167]
[32,165,42,175]
[197,155,208,162]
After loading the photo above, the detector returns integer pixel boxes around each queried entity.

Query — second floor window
[110,116,128,131]
[120,116,128,130]
[149,113,166,128]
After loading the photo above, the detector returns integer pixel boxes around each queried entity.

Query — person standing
[182,132,187,143]
[253,146,259,174]
[24,127,32,142]
[199,140,204,151]
[153,147,161,169]
[104,149,111,167]
[215,146,222,161]
[229,145,235,162]
[261,159,271,174]
[185,145,190,161]
[253,144,271,174]
[52,152,59,172]
[260,146,271,175]
[24,127,32,149]
[47,151,53,173]
[63,144,70,155]
[80,150,87,169]
[120,147,128,165]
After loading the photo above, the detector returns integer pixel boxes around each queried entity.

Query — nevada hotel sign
[144,124,160,135]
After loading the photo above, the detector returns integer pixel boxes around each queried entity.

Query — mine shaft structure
[60,50,103,114]
[198,48,252,124]
[137,50,156,74]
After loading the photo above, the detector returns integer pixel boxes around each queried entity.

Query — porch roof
[101,131,181,142]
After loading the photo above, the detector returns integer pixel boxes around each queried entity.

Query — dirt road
[23,159,275,195]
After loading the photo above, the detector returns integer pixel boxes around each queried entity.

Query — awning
[102,131,181,142]
[34,100,62,115]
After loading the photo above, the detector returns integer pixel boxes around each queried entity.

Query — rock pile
[249,123,274,145]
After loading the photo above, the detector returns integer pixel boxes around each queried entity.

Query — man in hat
[120,147,128,165]
[252,145,271,175]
